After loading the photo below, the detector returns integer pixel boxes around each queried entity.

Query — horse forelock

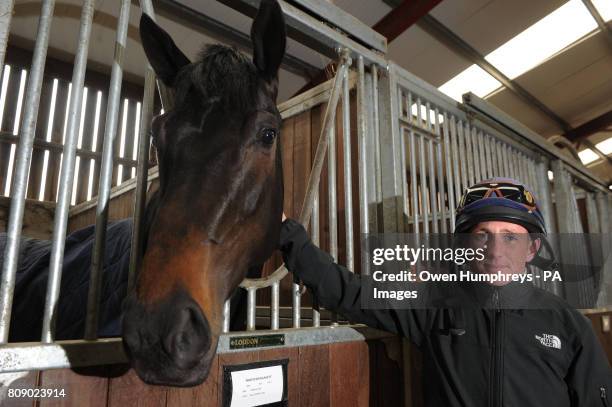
[174,44,260,112]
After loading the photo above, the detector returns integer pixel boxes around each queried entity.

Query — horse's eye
[259,128,277,146]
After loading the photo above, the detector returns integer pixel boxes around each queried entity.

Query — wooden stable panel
[0,337,405,407]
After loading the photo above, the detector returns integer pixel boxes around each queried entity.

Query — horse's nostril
[163,306,211,369]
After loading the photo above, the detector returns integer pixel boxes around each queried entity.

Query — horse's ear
[139,13,191,86]
[251,0,286,83]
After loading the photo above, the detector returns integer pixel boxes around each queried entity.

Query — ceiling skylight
[439,0,600,101]
[595,137,612,155]
[592,0,612,21]
[439,65,502,102]
[578,148,598,165]
[486,0,596,79]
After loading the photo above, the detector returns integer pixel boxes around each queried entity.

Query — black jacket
[279,219,612,407]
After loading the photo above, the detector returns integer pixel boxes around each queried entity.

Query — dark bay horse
[121,0,286,386]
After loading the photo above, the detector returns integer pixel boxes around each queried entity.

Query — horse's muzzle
[122,288,215,386]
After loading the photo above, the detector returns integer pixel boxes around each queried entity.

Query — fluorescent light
[439,65,502,102]
[486,0,596,79]
[547,170,553,181]
[592,0,612,21]
[595,137,612,155]
[578,148,598,165]
[439,0,599,101]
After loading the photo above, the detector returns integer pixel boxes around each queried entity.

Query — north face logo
[535,333,561,349]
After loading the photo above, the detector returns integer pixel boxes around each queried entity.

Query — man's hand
[282,212,287,222]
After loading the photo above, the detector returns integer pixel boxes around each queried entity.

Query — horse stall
[0,0,611,406]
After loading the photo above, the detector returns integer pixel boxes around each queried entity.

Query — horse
[121,0,287,387]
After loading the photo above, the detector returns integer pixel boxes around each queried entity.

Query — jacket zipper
[602,386,609,407]
[490,290,503,407]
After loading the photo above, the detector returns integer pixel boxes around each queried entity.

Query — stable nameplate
[223,359,289,407]
[229,334,285,350]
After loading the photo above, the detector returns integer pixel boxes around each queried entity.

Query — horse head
[122,0,286,386]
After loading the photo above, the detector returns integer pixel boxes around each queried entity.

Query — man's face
[468,221,540,286]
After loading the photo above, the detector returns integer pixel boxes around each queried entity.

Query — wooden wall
[1,336,405,407]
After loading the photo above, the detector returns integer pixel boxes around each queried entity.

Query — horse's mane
[174,44,259,111]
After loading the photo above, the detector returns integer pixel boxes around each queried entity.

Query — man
[279,178,612,406]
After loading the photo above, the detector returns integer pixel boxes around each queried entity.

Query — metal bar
[472,127,481,183]
[495,140,504,177]
[378,64,405,233]
[42,0,95,343]
[485,134,493,178]
[289,0,387,52]
[327,119,338,325]
[409,129,419,234]
[357,56,370,239]
[247,288,256,331]
[310,195,320,326]
[464,123,475,186]
[85,0,130,341]
[0,0,56,344]
[372,65,382,211]
[442,111,454,231]
[341,66,354,272]
[450,116,461,204]
[418,134,429,234]
[478,130,487,181]
[427,138,438,233]
[399,126,409,232]
[457,121,468,191]
[271,281,280,330]
[504,145,512,180]
[222,299,230,333]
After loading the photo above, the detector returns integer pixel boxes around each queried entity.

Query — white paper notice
[230,365,284,407]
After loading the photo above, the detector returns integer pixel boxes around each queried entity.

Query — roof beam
[375,0,444,42]
[417,15,573,133]
[565,109,612,142]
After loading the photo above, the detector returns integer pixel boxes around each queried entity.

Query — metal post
[471,127,481,183]
[0,0,56,344]
[327,121,338,325]
[222,299,230,333]
[371,65,382,230]
[457,122,468,191]
[409,129,419,234]
[478,131,487,181]
[464,123,474,186]
[427,138,438,233]
[310,195,320,326]
[271,281,280,329]
[85,0,131,341]
[418,134,429,234]
[247,288,256,331]
[357,56,370,240]
[449,117,461,202]
[341,67,354,272]
[484,135,493,178]
[42,0,95,343]
[442,112,455,230]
